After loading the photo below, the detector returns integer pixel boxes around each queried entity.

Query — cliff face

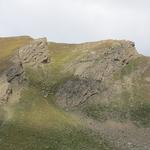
[0,37,150,150]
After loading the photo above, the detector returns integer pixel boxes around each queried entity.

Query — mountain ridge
[0,36,150,150]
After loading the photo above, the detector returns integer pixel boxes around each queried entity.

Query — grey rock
[56,77,101,109]
[19,38,50,66]
[6,63,24,82]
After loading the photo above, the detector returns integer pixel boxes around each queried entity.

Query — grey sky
[0,0,150,55]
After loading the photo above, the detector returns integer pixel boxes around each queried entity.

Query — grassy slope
[0,87,114,150]
[0,40,116,150]
[83,56,150,127]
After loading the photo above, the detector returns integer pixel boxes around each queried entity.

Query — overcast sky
[0,0,150,55]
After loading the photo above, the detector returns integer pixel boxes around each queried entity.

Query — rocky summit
[0,36,150,150]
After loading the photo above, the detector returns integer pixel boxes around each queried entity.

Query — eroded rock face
[19,38,50,66]
[73,40,138,81]
[56,78,101,109]
[56,40,140,109]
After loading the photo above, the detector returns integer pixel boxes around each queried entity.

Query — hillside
[0,36,150,150]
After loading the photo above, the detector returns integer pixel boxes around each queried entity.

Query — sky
[0,0,150,55]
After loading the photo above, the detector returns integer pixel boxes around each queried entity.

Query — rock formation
[0,38,50,105]
[56,40,140,109]
[19,38,49,66]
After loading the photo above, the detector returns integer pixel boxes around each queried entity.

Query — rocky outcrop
[56,40,140,109]
[0,38,50,105]
[73,40,138,81]
[19,38,49,66]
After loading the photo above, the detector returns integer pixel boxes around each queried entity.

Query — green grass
[0,107,6,126]
[0,121,116,150]
[82,88,150,127]
[12,87,79,128]
[0,77,116,150]
[82,101,130,123]
[1,87,111,150]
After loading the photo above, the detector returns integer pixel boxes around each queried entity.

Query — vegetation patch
[82,90,150,127]
[0,121,117,150]
[13,87,79,128]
